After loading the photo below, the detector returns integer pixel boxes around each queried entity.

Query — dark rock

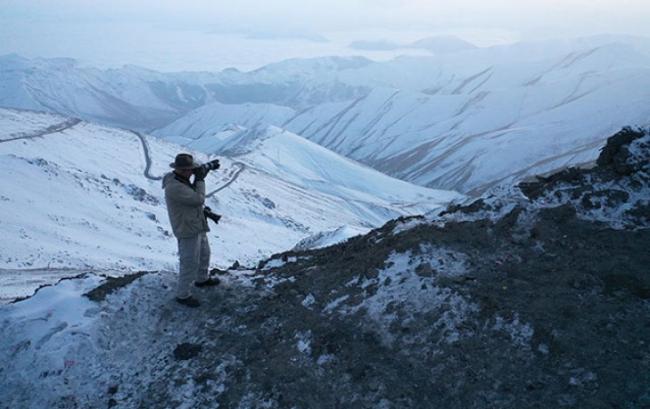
[626,202,650,224]
[597,127,645,170]
[440,199,491,216]
[84,272,150,302]
[520,168,586,200]
[173,343,202,361]
[262,198,276,209]
[124,184,159,205]
[603,274,650,299]
[581,190,630,210]
[415,262,434,277]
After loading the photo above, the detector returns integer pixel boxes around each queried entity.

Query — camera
[204,206,222,224]
[194,159,221,174]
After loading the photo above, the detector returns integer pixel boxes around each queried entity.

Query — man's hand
[193,166,209,181]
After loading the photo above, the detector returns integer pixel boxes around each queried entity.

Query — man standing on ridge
[163,153,220,308]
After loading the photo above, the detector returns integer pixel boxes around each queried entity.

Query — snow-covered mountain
[2,127,647,408]
[166,124,457,213]
[156,37,650,194]
[3,35,650,195]
[0,108,459,300]
[0,54,368,130]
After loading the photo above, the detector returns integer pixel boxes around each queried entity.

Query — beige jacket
[162,172,209,238]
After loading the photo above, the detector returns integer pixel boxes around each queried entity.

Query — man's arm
[166,180,206,206]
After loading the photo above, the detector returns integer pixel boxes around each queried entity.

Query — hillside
[0,108,459,300]
[1,128,647,408]
[161,124,459,211]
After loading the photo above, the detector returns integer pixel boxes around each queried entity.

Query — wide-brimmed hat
[169,153,197,170]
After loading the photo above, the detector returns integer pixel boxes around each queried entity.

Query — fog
[1,0,649,71]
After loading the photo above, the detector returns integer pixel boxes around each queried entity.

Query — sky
[1,0,649,71]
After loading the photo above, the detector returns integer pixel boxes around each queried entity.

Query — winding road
[127,130,163,181]
[206,162,246,197]
[0,118,82,143]
[126,130,246,196]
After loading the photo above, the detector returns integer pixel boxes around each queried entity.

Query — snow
[2,38,649,195]
[0,268,119,304]
[493,314,535,348]
[391,217,427,235]
[4,37,650,192]
[262,257,298,270]
[1,33,648,407]
[0,274,104,407]
[0,109,459,302]
[323,295,350,314]
[301,293,316,308]
[433,131,650,231]
[294,225,370,251]
[296,331,312,354]
[150,36,650,194]
[322,249,478,344]
[0,108,67,141]
[0,269,254,407]
[157,124,461,218]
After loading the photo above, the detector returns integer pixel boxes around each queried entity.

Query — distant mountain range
[1,35,650,194]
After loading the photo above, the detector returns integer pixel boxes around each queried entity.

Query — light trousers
[176,232,210,298]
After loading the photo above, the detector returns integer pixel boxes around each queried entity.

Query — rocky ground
[1,128,649,408]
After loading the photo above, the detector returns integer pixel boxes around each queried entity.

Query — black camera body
[204,206,221,224]
[194,159,220,174]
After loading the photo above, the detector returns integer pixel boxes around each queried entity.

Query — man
[163,153,219,308]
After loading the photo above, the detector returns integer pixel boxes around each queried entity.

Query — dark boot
[195,277,220,288]
[175,296,201,308]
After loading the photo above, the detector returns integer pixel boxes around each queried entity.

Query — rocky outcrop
[224,127,650,408]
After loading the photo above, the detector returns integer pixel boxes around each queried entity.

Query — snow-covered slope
[160,102,295,146]
[0,108,459,299]
[160,124,459,216]
[157,37,650,194]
